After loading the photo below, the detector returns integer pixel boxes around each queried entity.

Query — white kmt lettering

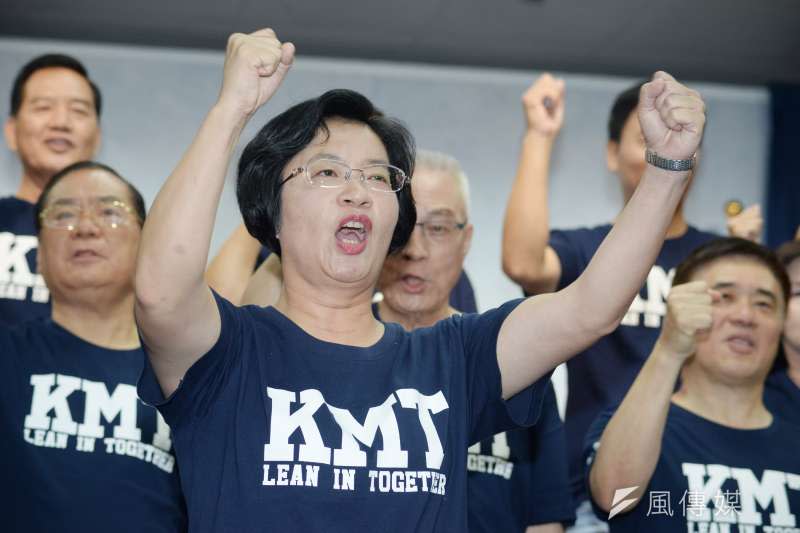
[731,468,796,527]
[24,374,81,434]
[264,388,330,464]
[621,266,674,328]
[263,387,449,469]
[24,373,172,446]
[77,381,141,440]
[328,393,408,468]
[395,389,449,469]
[682,463,800,527]
[0,233,48,303]
[0,233,38,286]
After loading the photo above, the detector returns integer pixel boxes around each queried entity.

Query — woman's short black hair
[34,160,146,232]
[237,89,416,257]
[673,237,791,308]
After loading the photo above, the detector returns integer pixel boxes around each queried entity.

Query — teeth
[343,221,365,230]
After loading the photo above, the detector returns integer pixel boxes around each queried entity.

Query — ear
[90,124,102,156]
[606,140,620,173]
[4,117,18,153]
[35,237,46,276]
[461,223,474,258]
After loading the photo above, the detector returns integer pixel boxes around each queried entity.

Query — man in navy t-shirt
[501,75,719,528]
[586,238,800,532]
[1,54,102,325]
[1,161,186,532]
[764,240,800,426]
[376,149,573,532]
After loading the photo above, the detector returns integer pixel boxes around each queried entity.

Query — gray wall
[0,37,768,313]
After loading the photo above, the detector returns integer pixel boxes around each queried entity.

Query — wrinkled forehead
[46,169,131,207]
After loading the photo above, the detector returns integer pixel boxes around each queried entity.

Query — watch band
[645,149,695,171]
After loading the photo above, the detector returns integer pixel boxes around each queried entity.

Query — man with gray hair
[377,150,573,532]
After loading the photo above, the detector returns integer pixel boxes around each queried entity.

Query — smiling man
[1,54,102,325]
[586,238,800,532]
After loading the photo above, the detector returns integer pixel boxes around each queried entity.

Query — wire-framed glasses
[281,157,408,193]
[40,198,139,230]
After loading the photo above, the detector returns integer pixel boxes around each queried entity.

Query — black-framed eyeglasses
[280,157,408,193]
[415,218,467,241]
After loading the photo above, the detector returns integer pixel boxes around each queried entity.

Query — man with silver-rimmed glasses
[0,161,186,533]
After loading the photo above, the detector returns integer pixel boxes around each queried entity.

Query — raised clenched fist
[521,73,565,137]
[638,72,706,162]
[217,29,295,118]
[659,281,717,361]
[727,204,763,243]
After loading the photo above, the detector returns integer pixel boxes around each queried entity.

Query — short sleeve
[460,299,552,444]
[549,229,591,291]
[583,406,617,522]
[527,383,576,526]
[137,291,246,427]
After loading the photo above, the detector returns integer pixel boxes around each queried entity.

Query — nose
[72,209,102,238]
[337,171,373,208]
[47,103,72,130]
[401,224,429,261]
[729,299,756,328]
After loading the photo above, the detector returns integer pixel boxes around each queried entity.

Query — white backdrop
[0,37,768,314]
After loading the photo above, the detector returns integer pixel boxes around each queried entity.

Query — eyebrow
[712,282,778,303]
[50,195,123,207]
[424,208,457,218]
[311,153,389,166]
[29,96,92,107]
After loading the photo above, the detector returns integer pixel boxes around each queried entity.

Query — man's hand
[658,281,717,362]
[521,73,565,138]
[727,204,763,243]
[639,72,706,161]
[217,29,295,119]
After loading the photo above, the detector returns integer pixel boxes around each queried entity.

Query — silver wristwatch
[645,149,695,171]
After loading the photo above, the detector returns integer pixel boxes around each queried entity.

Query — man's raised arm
[497,72,706,398]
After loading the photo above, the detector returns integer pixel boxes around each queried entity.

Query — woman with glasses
[0,161,186,532]
[134,29,707,532]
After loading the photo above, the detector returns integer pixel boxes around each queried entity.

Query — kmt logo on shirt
[23,373,174,473]
[0,233,49,303]
[467,432,514,480]
[261,387,450,495]
[621,265,675,329]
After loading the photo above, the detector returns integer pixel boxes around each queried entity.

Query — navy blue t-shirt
[138,293,550,532]
[548,224,717,502]
[0,196,50,326]
[584,403,800,532]
[0,318,186,532]
[467,383,575,532]
[765,369,800,426]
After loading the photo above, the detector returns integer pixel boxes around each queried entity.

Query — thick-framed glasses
[415,218,467,242]
[280,157,408,193]
[40,199,139,231]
